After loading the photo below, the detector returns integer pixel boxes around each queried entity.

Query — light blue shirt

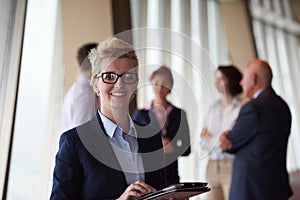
[98,111,145,184]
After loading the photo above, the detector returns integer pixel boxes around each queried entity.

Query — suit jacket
[50,113,166,200]
[227,87,292,200]
[132,105,191,185]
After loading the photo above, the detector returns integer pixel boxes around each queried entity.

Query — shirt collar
[98,110,137,138]
[127,116,137,137]
[145,101,174,112]
[231,97,241,107]
[216,96,240,110]
[253,87,266,99]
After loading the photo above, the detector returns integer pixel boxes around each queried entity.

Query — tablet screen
[137,182,210,200]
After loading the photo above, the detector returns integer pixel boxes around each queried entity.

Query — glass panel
[0,0,26,198]
[5,0,64,199]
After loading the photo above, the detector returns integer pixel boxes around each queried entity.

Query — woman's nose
[114,76,124,87]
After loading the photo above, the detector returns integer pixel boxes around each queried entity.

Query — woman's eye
[124,73,134,79]
[104,74,115,80]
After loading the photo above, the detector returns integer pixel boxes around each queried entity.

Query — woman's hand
[116,180,156,200]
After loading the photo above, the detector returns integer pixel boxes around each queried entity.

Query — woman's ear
[92,80,100,96]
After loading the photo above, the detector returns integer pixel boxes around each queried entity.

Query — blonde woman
[51,37,166,200]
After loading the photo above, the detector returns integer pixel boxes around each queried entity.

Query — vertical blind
[129,0,230,182]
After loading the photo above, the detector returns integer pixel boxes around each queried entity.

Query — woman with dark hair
[200,65,243,200]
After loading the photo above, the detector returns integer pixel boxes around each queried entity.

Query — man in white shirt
[61,43,98,133]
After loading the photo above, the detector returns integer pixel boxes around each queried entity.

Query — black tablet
[136,182,210,200]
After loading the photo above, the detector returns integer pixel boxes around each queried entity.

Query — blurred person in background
[133,66,191,186]
[200,65,243,200]
[61,42,98,133]
[220,59,292,200]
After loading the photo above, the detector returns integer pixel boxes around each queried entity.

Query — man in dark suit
[220,59,293,200]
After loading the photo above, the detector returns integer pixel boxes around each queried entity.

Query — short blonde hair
[89,37,138,85]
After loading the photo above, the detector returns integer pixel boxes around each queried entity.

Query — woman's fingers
[117,181,157,200]
[131,180,156,194]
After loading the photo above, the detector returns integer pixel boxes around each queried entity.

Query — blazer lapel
[77,114,127,190]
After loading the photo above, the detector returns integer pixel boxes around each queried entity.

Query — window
[249,0,300,171]
[0,0,26,198]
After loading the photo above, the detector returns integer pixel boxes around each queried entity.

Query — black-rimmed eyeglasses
[95,72,138,84]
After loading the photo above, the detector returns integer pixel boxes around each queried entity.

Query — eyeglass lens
[101,72,138,84]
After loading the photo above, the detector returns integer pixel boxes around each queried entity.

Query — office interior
[1,0,300,199]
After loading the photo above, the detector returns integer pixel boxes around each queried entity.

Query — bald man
[220,59,293,200]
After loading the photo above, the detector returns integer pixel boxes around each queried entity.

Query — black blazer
[227,87,293,200]
[50,113,166,200]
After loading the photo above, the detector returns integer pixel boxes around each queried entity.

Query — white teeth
[111,92,125,96]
